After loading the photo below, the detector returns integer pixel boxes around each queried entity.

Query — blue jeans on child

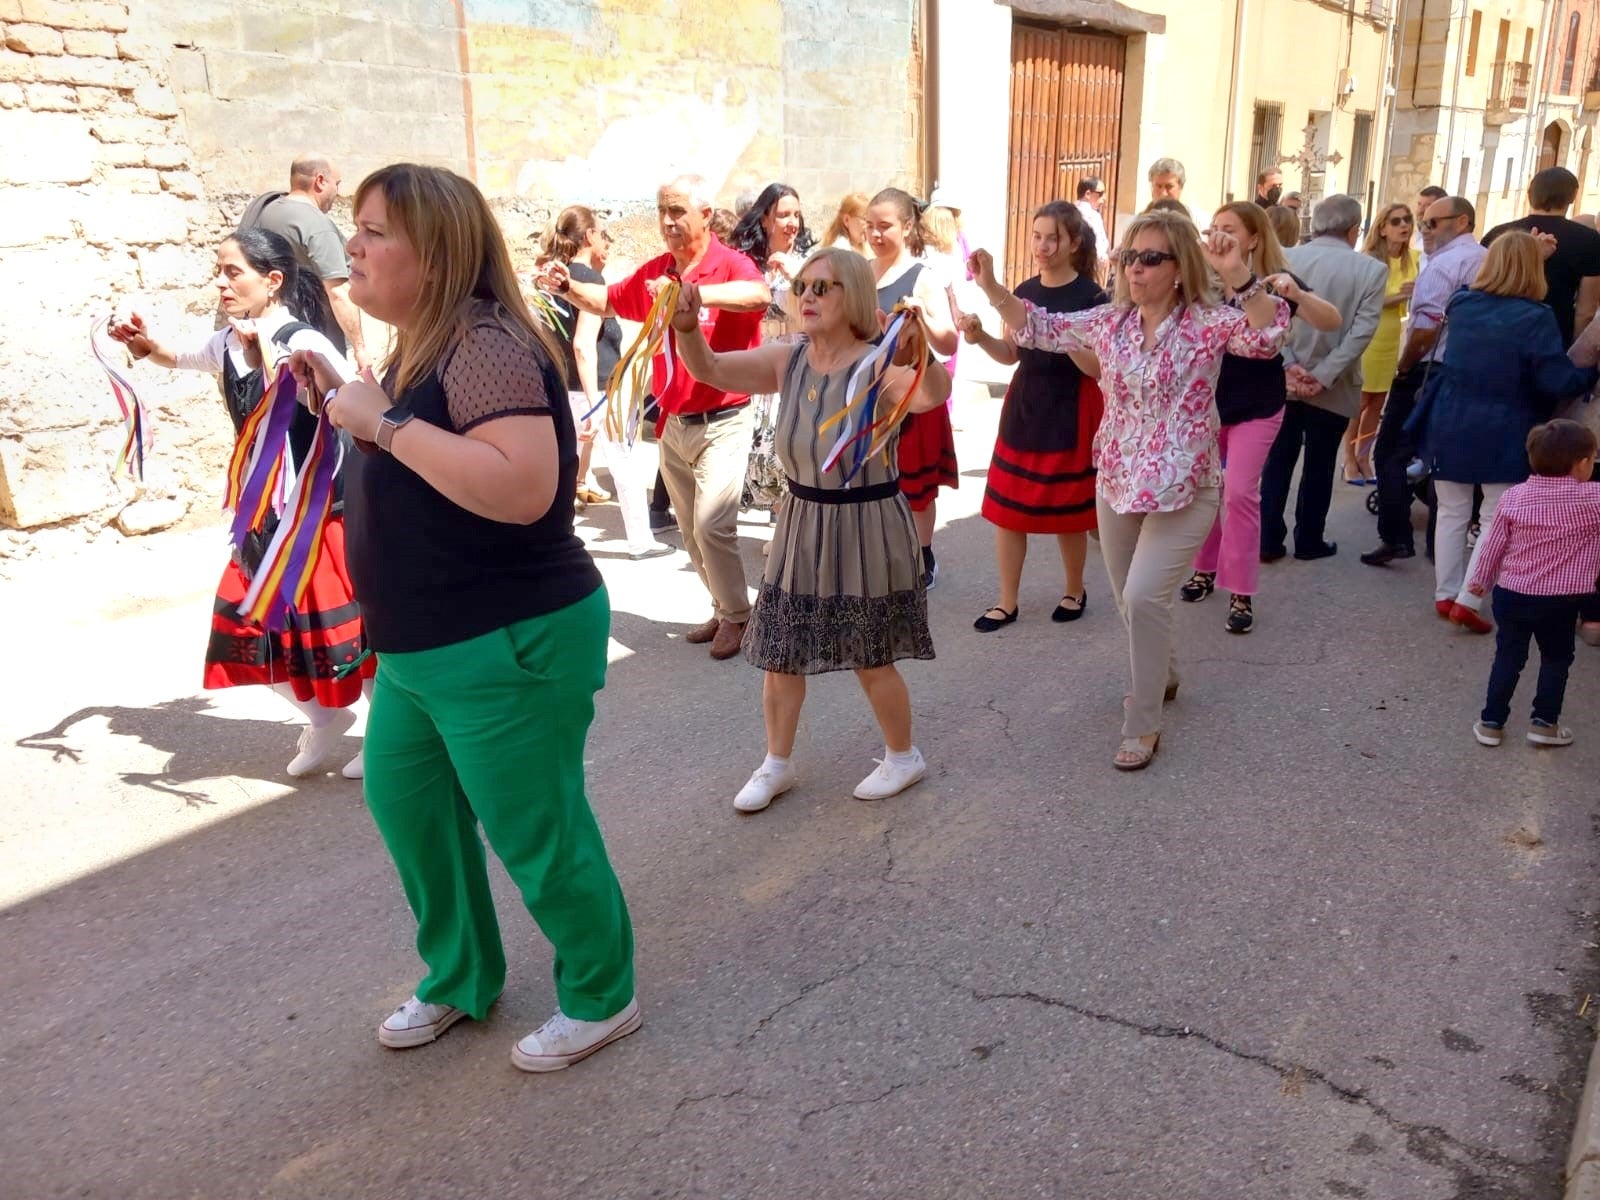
[1482,587,1581,726]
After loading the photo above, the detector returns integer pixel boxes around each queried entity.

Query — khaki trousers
[1096,489,1221,738]
[658,407,753,624]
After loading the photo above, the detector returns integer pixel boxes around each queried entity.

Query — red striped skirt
[202,515,373,707]
[981,377,1102,534]
[897,406,958,513]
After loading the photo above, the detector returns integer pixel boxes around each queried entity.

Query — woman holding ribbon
[867,187,960,588]
[289,163,637,1072]
[970,210,1290,770]
[108,227,369,780]
[673,246,951,813]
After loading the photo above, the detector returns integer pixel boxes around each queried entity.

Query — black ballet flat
[1051,590,1088,623]
[973,606,1018,633]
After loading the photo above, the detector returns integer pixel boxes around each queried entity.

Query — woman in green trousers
[291,163,637,1073]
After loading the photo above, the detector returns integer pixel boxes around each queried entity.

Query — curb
[1568,1028,1600,1198]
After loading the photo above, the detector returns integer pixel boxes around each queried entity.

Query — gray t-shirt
[247,193,349,282]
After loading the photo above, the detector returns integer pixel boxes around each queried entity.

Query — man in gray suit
[1259,194,1387,560]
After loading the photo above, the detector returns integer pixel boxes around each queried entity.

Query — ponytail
[871,187,927,257]
[541,205,596,265]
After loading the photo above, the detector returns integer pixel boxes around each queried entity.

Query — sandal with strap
[1225,593,1254,634]
[1113,733,1161,771]
[1051,590,1088,623]
[1179,572,1215,603]
[973,605,1018,633]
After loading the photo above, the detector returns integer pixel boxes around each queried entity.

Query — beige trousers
[658,407,753,624]
[1096,488,1221,738]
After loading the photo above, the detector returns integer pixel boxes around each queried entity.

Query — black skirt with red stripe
[203,515,373,707]
[897,406,958,513]
[982,374,1103,534]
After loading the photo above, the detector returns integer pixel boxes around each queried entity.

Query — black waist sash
[786,477,900,504]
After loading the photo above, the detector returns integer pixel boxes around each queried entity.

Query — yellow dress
[1360,252,1419,393]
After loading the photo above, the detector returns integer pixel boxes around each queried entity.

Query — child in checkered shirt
[1469,419,1600,747]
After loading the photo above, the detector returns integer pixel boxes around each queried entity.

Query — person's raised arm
[1262,273,1343,332]
[905,268,958,357]
[323,278,370,371]
[670,282,788,395]
[695,278,772,313]
[535,260,614,318]
[956,312,1018,366]
[968,248,1101,352]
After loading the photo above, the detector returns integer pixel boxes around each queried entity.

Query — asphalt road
[4,401,1599,1200]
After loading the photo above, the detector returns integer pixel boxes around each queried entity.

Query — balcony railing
[1486,60,1531,124]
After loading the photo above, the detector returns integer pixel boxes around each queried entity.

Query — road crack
[737,960,870,1047]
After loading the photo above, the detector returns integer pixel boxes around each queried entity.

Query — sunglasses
[1386,215,1413,226]
[1118,249,1178,268]
[1420,214,1461,230]
[793,278,845,298]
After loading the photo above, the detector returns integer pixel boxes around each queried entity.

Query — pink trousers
[1193,410,1285,596]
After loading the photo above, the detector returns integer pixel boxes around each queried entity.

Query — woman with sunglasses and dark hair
[970,211,1289,770]
[958,200,1105,633]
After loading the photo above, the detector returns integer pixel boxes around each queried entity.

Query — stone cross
[1278,121,1343,193]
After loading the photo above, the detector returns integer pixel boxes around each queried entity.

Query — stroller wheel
[1366,488,1380,515]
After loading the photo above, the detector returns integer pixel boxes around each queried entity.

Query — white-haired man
[554,175,771,659]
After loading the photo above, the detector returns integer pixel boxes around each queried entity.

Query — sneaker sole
[1527,732,1573,747]
[1473,725,1503,747]
[378,1006,467,1049]
[510,1006,643,1073]
[854,766,926,801]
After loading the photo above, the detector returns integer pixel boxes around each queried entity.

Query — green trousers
[363,587,634,1021]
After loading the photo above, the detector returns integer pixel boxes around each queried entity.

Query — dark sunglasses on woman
[793,278,846,298]
[1118,249,1178,268]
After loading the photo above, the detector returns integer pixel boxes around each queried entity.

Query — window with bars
[1348,112,1374,199]
[1249,103,1282,188]
[1561,10,1581,94]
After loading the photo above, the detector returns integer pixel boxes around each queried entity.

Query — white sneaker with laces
[286,708,356,777]
[341,750,364,780]
[511,998,641,1073]
[378,995,467,1049]
[734,759,797,812]
[853,748,927,801]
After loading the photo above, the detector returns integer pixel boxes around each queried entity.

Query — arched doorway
[1540,120,1567,171]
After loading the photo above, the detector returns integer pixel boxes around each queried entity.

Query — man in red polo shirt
[557,175,770,659]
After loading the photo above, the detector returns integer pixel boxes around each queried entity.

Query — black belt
[786,477,901,504]
[674,402,750,426]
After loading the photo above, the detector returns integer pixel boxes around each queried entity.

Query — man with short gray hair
[1259,194,1387,561]
[1147,157,1185,203]
[554,174,771,659]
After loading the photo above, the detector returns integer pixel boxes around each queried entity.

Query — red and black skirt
[203,515,373,707]
[981,375,1102,534]
[897,406,959,513]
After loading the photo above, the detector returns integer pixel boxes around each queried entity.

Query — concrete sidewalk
[4,403,1599,1199]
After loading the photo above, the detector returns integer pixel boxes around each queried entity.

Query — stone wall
[0,0,919,555]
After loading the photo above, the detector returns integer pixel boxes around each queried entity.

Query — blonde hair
[1214,202,1288,277]
[921,205,959,254]
[1362,202,1414,271]
[354,163,567,395]
[1111,210,1217,309]
[1472,230,1548,302]
[790,246,880,340]
[823,192,870,252]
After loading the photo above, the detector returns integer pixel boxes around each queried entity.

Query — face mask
[1263,185,1283,205]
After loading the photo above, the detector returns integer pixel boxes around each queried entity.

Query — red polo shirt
[607,235,765,416]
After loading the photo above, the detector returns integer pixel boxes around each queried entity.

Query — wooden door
[1006,24,1125,284]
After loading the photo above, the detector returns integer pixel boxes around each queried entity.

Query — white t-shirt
[175,308,354,384]
[1076,199,1111,263]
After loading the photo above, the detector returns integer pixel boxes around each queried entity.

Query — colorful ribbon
[528,287,570,340]
[225,362,345,631]
[818,304,928,485]
[90,316,147,481]
[606,277,680,446]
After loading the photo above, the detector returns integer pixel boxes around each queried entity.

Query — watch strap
[375,406,413,453]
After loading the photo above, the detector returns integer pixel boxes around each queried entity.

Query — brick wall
[0,0,918,553]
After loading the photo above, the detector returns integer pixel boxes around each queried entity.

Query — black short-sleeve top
[344,305,601,654]
[1214,274,1305,427]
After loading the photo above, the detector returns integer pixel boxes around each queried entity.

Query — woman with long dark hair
[108,227,370,780]
[867,187,960,588]
[958,200,1105,632]
[290,163,637,1072]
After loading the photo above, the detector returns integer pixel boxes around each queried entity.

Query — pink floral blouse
[1014,299,1290,513]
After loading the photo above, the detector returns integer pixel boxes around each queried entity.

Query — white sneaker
[853,748,927,801]
[511,998,641,1073]
[378,995,467,1049]
[341,750,364,780]
[286,707,356,777]
[628,542,674,561]
[734,759,797,813]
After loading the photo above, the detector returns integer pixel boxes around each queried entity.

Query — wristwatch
[374,405,415,453]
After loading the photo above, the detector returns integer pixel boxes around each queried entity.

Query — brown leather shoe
[709,620,746,660]
[684,616,720,644]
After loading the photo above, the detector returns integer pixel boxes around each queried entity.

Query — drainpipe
[1376,0,1401,203]
[1524,0,1556,186]
[1221,0,1247,202]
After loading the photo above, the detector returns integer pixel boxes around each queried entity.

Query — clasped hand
[288,349,386,440]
